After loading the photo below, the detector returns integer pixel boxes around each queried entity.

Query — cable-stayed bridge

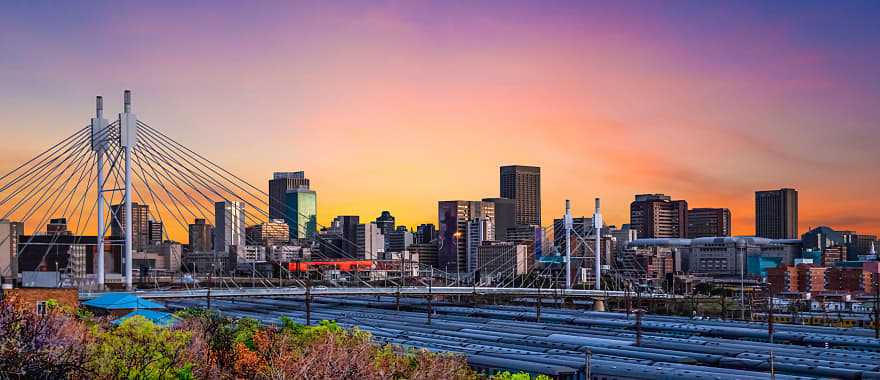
[0,91,669,305]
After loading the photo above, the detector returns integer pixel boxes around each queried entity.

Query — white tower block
[118,90,137,290]
[90,96,109,288]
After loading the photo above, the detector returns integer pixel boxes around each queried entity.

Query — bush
[89,316,193,379]
[0,300,544,379]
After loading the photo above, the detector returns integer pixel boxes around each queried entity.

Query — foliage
[0,295,94,379]
[0,300,544,380]
[89,316,193,379]
[490,372,553,380]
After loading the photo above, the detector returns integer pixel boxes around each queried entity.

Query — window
[35,301,48,316]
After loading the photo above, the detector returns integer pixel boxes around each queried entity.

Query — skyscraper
[284,189,317,240]
[466,217,494,272]
[356,222,384,260]
[147,220,164,245]
[482,198,515,241]
[438,200,494,272]
[500,165,541,226]
[188,218,213,252]
[268,171,310,220]
[331,215,360,258]
[387,226,413,253]
[214,201,245,255]
[375,211,396,237]
[755,188,798,239]
[414,224,437,244]
[111,202,150,251]
[629,194,688,239]
[687,208,731,238]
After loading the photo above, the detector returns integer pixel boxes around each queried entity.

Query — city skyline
[2,2,880,235]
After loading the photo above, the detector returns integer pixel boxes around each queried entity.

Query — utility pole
[874,276,879,339]
[769,350,776,380]
[564,200,572,289]
[593,198,603,291]
[427,270,433,325]
[584,349,592,380]
[767,283,775,344]
[305,278,312,326]
[119,90,137,291]
[635,309,643,346]
[91,96,108,289]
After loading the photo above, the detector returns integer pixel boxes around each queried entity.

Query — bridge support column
[91,96,108,290]
[592,296,606,312]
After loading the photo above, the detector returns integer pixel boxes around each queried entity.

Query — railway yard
[164,296,880,380]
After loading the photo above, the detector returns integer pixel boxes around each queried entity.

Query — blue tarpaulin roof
[82,293,165,310]
[113,309,179,327]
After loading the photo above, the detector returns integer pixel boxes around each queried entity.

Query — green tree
[90,316,193,379]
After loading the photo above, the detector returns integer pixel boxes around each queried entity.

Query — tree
[0,296,94,379]
[89,316,193,379]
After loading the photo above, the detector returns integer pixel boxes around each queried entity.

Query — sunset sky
[1,1,879,237]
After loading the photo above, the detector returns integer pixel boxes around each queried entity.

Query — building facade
[438,200,495,272]
[356,222,384,260]
[214,201,245,255]
[110,203,151,251]
[500,165,541,226]
[268,171,310,220]
[687,208,731,238]
[386,226,413,253]
[482,198,515,241]
[246,220,290,246]
[630,194,688,239]
[755,188,798,239]
[284,188,317,240]
[188,218,213,252]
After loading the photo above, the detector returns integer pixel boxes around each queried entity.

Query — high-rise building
[246,219,290,246]
[0,220,21,282]
[500,165,541,226]
[356,222,384,260]
[331,215,360,258]
[482,198,515,241]
[755,188,798,239]
[284,188,317,240]
[387,226,413,253]
[466,217,494,272]
[147,220,163,246]
[269,171,310,220]
[414,224,437,244]
[629,194,688,239]
[552,216,593,256]
[111,203,151,250]
[188,218,213,252]
[476,242,530,280]
[408,241,439,268]
[438,200,495,272]
[687,208,731,238]
[375,211,395,237]
[47,218,70,236]
[214,201,245,255]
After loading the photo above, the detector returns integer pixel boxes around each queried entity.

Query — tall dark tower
[268,172,310,220]
[755,188,798,239]
[500,165,541,226]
